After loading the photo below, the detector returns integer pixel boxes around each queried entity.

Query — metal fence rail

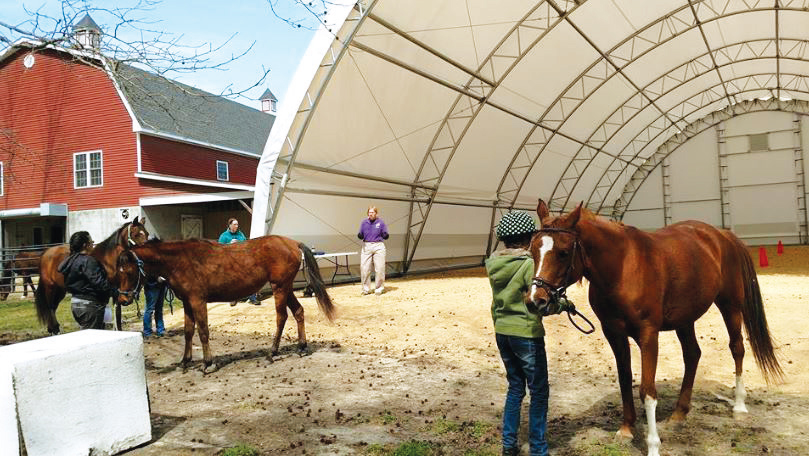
[0,243,62,301]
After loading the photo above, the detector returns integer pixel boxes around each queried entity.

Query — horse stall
[0,330,151,455]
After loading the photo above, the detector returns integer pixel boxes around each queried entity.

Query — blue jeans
[496,333,549,456]
[143,281,165,336]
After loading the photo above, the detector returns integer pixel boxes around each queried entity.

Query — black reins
[531,227,595,335]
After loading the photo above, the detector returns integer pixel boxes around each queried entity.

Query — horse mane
[94,221,133,254]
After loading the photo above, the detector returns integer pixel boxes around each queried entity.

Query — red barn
[0,36,274,248]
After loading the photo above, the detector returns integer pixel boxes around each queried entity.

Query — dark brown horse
[0,250,44,300]
[528,199,783,456]
[119,235,336,372]
[35,217,149,334]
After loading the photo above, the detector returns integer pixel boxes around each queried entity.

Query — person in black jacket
[57,231,115,330]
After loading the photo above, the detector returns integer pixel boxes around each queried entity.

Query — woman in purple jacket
[357,206,389,295]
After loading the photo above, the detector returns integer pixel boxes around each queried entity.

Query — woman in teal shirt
[219,218,259,305]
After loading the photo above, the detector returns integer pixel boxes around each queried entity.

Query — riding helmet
[495,211,537,240]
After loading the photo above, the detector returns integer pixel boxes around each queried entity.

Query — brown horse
[119,236,336,371]
[0,250,44,300]
[528,199,783,456]
[35,217,149,334]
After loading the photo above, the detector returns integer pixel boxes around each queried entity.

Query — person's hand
[230,239,238,244]
[157,276,166,284]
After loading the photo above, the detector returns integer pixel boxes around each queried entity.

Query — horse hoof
[615,427,633,439]
[668,410,688,422]
[203,363,218,374]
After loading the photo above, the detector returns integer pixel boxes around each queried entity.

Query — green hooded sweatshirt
[485,248,544,338]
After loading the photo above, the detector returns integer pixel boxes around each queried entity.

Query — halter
[116,250,146,306]
[127,222,138,246]
[531,227,595,334]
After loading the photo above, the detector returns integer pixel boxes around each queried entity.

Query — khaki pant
[360,242,386,292]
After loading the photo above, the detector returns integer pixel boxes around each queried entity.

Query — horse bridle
[531,227,581,296]
[531,227,595,334]
[116,250,146,306]
[127,222,140,246]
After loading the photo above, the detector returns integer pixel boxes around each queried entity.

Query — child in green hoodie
[486,211,567,456]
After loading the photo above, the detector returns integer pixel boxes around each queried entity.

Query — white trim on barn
[134,171,254,191]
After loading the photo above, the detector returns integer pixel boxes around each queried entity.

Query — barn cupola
[259,88,278,114]
[72,13,102,49]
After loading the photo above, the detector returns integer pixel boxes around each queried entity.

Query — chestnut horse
[119,235,336,371]
[0,250,44,300]
[34,217,149,334]
[528,200,783,456]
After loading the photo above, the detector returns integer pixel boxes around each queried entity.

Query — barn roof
[114,64,274,156]
[250,0,809,271]
[0,40,273,156]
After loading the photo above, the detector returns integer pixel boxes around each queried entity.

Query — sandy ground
[105,244,809,455]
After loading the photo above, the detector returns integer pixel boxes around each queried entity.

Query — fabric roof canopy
[252,0,809,272]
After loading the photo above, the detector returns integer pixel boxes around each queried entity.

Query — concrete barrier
[0,330,151,455]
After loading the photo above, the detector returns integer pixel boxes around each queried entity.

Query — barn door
[180,215,203,239]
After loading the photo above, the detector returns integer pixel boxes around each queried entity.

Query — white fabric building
[252,0,809,273]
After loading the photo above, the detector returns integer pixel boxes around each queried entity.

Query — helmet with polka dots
[495,211,537,241]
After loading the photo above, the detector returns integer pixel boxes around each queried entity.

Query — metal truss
[587,39,809,215]
[612,98,809,220]
[263,1,378,233]
[497,2,809,218]
[397,0,587,272]
[597,72,809,217]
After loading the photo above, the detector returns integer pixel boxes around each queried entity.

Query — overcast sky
[1,0,324,110]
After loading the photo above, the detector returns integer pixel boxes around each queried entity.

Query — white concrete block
[0,330,151,456]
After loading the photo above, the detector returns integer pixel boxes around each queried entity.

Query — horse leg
[25,276,35,296]
[637,329,661,456]
[603,328,636,438]
[181,302,196,367]
[671,324,701,421]
[270,287,289,357]
[715,297,747,413]
[46,285,65,335]
[285,291,308,354]
[194,301,217,372]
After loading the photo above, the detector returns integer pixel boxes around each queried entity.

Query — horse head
[114,250,145,307]
[121,216,149,248]
[528,199,587,309]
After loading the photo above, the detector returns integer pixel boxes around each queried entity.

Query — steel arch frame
[613,98,809,220]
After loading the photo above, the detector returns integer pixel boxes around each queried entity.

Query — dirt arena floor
[121,245,809,455]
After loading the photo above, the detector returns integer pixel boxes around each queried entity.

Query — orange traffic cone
[777,240,784,255]
[759,247,769,267]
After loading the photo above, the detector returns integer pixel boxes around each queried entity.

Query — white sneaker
[374,287,385,295]
[360,289,372,296]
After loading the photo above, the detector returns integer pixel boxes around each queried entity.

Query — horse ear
[563,201,584,228]
[537,199,550,224]
[131,216,140,225]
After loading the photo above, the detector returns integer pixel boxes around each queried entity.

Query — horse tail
[299,243,336,322]
[34,278,58,331]
[735,238,784,383]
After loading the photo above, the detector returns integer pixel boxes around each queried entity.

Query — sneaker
[374,287,385,295]
[250,299,261,306]
[360,290,372,296]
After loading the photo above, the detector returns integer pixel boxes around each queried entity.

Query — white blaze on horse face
[644,395,661,456]
[530,235,554,297]
[734,374,748,413]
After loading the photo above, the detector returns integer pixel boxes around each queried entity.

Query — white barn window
[74,151,103,188]
[216,160,229,181]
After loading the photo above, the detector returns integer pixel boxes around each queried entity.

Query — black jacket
[57,253,114,302]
